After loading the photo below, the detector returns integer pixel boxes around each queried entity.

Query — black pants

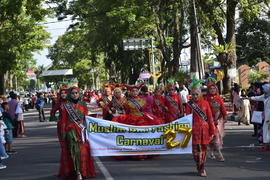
[12,120,18,138]
[38,108,45,121]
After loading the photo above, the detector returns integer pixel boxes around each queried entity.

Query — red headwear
[125,82,144,90]
[206,82,223,103]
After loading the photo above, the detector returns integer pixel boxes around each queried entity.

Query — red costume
[107,96,127,117]
[186,98,216,175]
[206,82,227,161]
[165,93,184,123]
[57,87,96,179]
[186,99,216,144]
[112,84,163,159]
[153,94,166,123]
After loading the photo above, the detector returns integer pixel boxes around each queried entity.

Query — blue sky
[34,18,71,67]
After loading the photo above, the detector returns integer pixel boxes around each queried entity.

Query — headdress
[166,80,175,91]
[125,82,144,90]
[189,75,203,92]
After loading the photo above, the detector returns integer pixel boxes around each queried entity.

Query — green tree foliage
[237,18,270,66]
[197,0,270,92]
[48,0,191,86]
[0,0,51,94]
[248,70,270,83]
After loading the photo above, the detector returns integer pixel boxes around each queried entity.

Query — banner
[86,102,103,115]
[86,115,192,156]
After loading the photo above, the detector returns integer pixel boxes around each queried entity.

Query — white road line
[94,157,114,180]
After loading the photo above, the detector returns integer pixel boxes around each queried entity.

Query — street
[0,106,270,180]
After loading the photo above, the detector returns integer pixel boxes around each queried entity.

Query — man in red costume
[164,82,184,123]
[186,77,216,177]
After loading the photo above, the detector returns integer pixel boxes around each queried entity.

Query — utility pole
[190,0,204,80]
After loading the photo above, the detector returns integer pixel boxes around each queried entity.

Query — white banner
[86,115,193,156]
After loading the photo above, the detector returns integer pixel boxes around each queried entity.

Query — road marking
[94,157,114,180]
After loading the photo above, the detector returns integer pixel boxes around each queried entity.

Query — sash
[154,97,163,113]
[64,103,86,143]
[128,97,154,120]
[111,96,124,112]
[187,100,208,122]
[102,96,111,104]
[166,95,181,117]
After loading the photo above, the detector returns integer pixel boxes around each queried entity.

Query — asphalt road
[0,105,269,180]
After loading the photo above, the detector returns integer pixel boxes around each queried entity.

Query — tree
[198,0,270,93]
[237,18,270,66]
[49,0,191,84]
[0,0,50,94]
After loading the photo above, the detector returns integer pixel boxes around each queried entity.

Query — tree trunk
[0,73,5,95]
[223,0,238,93]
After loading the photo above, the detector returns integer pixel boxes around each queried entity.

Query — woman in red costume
[153,84,166,123]
[164,81,184,123]
[186,78,216,177]
[50,88,71,178]
[98,84,113,120]
[107,87,126,118]
[206,82,227,162]
[58,86,96,180]
[112,83,163,159]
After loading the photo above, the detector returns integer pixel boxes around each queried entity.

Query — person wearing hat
[140,85,154,115]
[107,86,126,118]
[112,83,163,159]
[164,81,184,123]
[206,81,227,162]
[57,86,96,180]
[186,77,216,177]
[98,84,113,120]
[153,84,166,123]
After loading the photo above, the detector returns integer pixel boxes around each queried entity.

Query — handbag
[251,111,263,124]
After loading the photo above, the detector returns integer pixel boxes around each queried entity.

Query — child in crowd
[0,111,8,169]
[2,102,16,154]
[16,100,26,138]
[238,90,251,125]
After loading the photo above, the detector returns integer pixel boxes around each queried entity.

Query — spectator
[16,100,26,138]
[36,93,45,122]
[238,90,251,125]
[2,102,16,155]
[7,93,18,138]
[0,111,8,169]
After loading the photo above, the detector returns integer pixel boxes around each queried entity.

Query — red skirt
[112,113,162,159]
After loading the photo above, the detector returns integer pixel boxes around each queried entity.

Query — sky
[34,18,71,67]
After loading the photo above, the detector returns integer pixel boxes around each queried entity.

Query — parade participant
[140,85,154,115]
[49,87,72,178]
[107,87,126,118]
[186,77,216,177]
[164,81,184,123]
[153,84,166,123]
[98,84,113,120]
[50,88,68,121]
[82,91,89,102]
[58,86,96,180]
[206,82,227,162]
[88,91,102,118]
[250,83,270,144]
[112,83,163,159]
